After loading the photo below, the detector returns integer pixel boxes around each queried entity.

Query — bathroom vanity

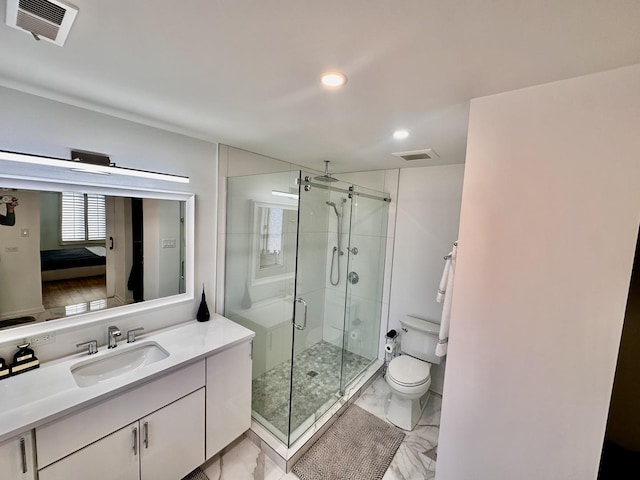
[0,315,254,480]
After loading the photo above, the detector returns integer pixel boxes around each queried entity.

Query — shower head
[326,201,339,216]
[315,174,338,183]
[314,160,339,183]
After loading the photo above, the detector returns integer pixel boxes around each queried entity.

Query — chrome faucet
[76,340,98,355]
[107,326,121,349]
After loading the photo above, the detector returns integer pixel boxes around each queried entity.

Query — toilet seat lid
[388,355,431,387]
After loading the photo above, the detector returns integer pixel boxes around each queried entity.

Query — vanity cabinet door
[206,340,252,458]
[139,388,205,480]
[38,423,139,480]
[0,431,36,480]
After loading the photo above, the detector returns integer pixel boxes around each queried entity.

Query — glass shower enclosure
[224,170,389,446]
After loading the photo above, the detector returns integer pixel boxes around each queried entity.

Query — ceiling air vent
[6,0,78,46]
[392,149,440,162]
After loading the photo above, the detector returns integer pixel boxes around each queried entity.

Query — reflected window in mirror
[0,186,190,330]
[60,192,106,243]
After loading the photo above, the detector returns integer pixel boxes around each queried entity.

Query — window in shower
[252,200,296,285]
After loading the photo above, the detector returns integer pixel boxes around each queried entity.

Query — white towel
[436,242,457,357]
[436,256,451,303]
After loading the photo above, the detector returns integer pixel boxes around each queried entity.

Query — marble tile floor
[200,376,441,480]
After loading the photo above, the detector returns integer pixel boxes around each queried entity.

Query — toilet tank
[399,315,442,364]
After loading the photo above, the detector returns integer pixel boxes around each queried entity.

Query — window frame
[59,191,107,245]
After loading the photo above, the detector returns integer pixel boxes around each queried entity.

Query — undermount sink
[70,341,170,388]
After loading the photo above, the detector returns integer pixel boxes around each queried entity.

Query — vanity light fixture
[271,190,299,200]
[0,150,190,184]
[393,129,410,140]
[321,71,347,88]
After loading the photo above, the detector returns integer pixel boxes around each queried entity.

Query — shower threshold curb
[246,360,384,473]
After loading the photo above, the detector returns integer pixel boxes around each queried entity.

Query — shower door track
[299,177,392,203]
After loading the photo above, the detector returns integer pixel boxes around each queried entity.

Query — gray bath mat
[292,404,405,480]
[181,467,209,480]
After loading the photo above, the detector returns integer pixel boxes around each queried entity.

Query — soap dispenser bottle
[196,285,210,322]
[10,343,40,376]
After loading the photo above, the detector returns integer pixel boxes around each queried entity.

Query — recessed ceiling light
[321,71,347,88]
[393,130,410,140]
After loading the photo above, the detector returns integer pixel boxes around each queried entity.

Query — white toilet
[385,315,442,431]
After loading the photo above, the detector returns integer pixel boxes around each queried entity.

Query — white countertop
[0,315,254,443]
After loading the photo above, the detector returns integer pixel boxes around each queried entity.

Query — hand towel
[436,242,457,357]
[436,256,451,303]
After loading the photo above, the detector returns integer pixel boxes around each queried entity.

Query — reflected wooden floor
[42,275,107,309]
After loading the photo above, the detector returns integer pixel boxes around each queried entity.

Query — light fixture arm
[0,150,189,184]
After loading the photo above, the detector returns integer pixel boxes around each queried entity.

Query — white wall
[142,198,182,300]
[157,199,183,298]
[39,191,60,251]
[0,190,42,319]
[143,198,161,300]
[0,86,216,361]
[388,164,465,394]
[437,64,640,480]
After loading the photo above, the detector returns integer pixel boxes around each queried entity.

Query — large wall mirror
[0,179,194,332]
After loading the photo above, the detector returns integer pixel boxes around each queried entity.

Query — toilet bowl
[385,354,432,431]
[385,315,442,431]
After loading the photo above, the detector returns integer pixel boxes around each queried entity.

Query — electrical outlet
[28,332,56,346]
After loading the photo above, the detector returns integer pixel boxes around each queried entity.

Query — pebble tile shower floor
[251,340,372,436]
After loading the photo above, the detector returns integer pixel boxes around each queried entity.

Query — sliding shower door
[341,185,389,392]
[288,171,351,444]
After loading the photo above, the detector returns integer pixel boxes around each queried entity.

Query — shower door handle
[293,297,307,330]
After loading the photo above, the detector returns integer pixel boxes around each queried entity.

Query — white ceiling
[0,0,639,173]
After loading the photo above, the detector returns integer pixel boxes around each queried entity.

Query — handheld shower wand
[327,198,346,286]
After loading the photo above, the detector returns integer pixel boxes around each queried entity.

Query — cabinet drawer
[37,359,205,468]
[38,423,139,480]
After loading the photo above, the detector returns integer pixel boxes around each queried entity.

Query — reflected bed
[40,247,106,281]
